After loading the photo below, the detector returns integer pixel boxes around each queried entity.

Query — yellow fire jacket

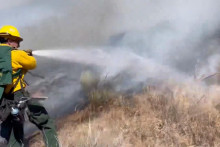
[4,48,37,94]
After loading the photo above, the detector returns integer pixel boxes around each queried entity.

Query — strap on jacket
[8,69,24,95]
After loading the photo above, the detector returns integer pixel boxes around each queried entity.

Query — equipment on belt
[0,68,28,121]
[10,96,47,123]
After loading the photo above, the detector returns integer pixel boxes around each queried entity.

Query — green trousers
[0,90,59,147]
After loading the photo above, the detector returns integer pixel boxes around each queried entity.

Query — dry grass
[30,82,220,147]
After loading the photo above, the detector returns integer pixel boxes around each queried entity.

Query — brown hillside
[30,83,220,147]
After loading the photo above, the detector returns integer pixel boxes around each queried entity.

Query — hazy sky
[0,0,72,27]
[1,0,220,70]
[1,0,220,49]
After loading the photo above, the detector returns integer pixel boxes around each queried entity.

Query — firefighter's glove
[25,49,33,56]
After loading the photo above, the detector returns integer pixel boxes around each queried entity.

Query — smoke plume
[1,0,220,137]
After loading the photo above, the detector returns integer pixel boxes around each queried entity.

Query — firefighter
[0,25,59,147]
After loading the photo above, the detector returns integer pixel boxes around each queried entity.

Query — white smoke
[25,0,220,115]
[13,0,220,74]
[1,0,220,137]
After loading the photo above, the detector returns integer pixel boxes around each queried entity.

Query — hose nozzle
[24,49,33,56]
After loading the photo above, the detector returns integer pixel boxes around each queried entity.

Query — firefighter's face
[7,39,20,49]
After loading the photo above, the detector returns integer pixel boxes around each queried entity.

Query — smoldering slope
[28,44,216,119]
[19,0,220,136]
[31,47,187,111]
[22,47,185,136]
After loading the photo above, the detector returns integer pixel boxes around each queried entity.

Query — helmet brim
[0,33,23,42]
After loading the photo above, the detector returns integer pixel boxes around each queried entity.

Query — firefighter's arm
[16,50,37,70]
